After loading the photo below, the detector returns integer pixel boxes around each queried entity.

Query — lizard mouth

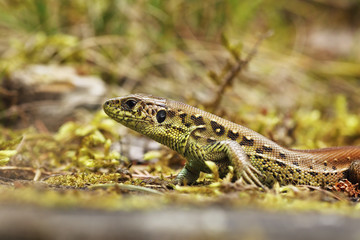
[103,99,122,120]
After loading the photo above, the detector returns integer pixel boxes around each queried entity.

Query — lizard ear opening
[156,110,167,123]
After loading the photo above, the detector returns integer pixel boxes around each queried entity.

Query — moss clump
[45,172,131,188]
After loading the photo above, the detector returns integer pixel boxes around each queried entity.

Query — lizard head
[103,93,198,152]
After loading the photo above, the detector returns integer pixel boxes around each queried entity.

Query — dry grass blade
[89,183,164,195]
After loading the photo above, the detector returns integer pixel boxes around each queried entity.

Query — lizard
[103,93,360,188]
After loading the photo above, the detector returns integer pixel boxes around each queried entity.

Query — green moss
[45,172,130,188]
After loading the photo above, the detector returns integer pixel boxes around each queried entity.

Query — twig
[205,31,273,111]
[89,183,163,195]
[131,174,160,179]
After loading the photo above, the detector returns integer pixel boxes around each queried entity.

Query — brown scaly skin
[103,94,360,188]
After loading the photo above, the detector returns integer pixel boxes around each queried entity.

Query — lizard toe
[244,165,265,189]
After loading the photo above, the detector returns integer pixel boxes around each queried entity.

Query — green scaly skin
[103,94,360,188]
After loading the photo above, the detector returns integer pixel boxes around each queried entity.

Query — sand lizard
[103,94,360,188]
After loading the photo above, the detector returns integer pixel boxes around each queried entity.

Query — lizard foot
[236,164,265,189]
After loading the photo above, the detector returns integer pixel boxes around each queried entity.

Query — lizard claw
[236,164,265,189]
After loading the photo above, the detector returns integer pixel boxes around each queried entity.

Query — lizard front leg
[175,163,200,185]
[203,140,264,188]
[175,158,212,185]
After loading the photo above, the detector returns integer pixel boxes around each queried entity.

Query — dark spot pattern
[227,130,239,140]
[168,110,176,118]
[179,113,187,124]
[240,136,254,146]
[190,115,205,126]
[262,145,273,152]
[296,169,301,173]
[309,172,318,176]
[256,148,263,154]
[207,138,217,144]
[279,152,286,159]
[210,120,225,136]
[275,160,286,167]
[293,161,299,166]
[171,125,187,133]
[332,166,337,170]
[324,162,328,167]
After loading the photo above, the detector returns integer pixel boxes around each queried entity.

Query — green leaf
[0,150,17,166]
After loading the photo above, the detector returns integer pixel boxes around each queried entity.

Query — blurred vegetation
[0,0,360,214]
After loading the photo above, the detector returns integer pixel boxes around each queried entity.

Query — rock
[2,65,106,130]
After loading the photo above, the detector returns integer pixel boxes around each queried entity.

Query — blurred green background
[1,0,360,146]
[1,0,359,96]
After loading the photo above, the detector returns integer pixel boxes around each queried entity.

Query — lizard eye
[156,110,166,123]
[123,99,137,109]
